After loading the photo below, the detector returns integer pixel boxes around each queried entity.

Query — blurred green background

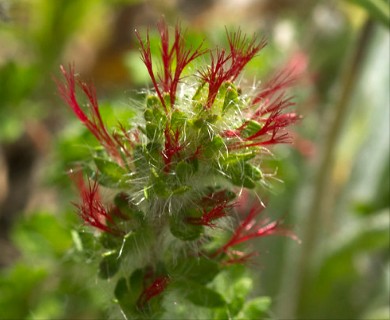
[0,0,388,319]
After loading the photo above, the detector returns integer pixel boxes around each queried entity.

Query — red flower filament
[200,30,266,108]
[72,172,121,235]
[215,203,298,257]
[136,20,204,111]
[57,64,122,163]
[162,125,183,172]
[187,200,233,228]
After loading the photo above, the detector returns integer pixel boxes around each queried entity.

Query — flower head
[58,21,303,317]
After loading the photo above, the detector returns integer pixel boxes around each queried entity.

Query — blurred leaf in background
[0,0,389,319]
[0,211,107,319]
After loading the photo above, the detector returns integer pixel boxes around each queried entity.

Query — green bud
[146,95,160,109]
[244,163,263,181]
[144,108,153,122]
[99,250,121,279]
[145,122,160,140]
[204,135,225,158]
[223,85,239,113]
[171,110,187,130]
[225,160,262,189]
[241,120,262,139]
[176,161,194,182]
[172,185,191,195]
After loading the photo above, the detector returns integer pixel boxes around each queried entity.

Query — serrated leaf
[211,264,252,303]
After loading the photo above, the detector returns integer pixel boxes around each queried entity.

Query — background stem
[277,17,375,319]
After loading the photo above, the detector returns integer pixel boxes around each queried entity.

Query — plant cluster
[57,20,299,319]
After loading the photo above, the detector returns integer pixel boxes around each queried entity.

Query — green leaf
[169,210,203,241]
[121,228,153,258]
[11,212,73,258]
[150,169,170,198]
[99,232,122,249]
[145,142,163,167]
[114,277,140,318]
[175,280,226,308]
[129,269,145,296]
[114,277,130,301]
[186,285,226,308]
[133,145,149,172]
[176,161,195,182]
[237,297,272,320]
[144,108,154,121]
[94,158,128,188]
[71,230,99,257]
[225,161,262,189]
[211,264,253,315]
[0,264,48,320]
[114,269,146,318]
[98,251,121,279]
[114,193,144,222]
[167,256,220,284]
[229,277,253,315]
